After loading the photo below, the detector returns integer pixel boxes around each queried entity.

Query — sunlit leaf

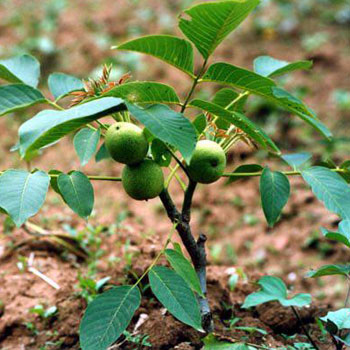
[254,56,312,78]
[80,286,141,350]
[179,0,259,59]
[149,266,202,331]
[165,249,203,296]
[48,72,84,100]
[73,128,101,166]
[189,99,280,153]
[104,81,180,105]
[126,102,197,163]
[19,97,125,157]
[0,170,49,226]
[0,84,46,116]
[302,166,350,219]
[0,54,40,87]
[242,276,311,308]
[202,63,332,139]
[115,35,194,76]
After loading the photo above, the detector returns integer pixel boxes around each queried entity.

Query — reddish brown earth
[0,0,349,349]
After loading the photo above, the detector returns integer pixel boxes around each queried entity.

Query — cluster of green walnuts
[105,122,227,200]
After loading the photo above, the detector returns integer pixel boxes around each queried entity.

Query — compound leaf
[165,249,203,297]
[254,56,312,78]
[48,72,84,100]
[0,84,46,116]
[260,167,290,227]
[104,81,180,105]
[0,169,49,226]
[179,0,259,59]
[115,35,194,77]
[0,54,40,88]
[19,97,125,157]
[74,128,101,166]
[58,171,94,219]
[126,102,197,163]
[202,63,332,139]
[302,166,350,220]
[242,276,311,308]
[190,99,279,153]
[149,266,202,331]
[79,286,141,350]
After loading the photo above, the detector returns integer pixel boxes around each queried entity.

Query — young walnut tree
[0,1,349,349]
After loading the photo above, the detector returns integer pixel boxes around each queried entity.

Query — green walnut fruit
[122,159,164,200]
[105,122,148,165]
[188,140,226,184]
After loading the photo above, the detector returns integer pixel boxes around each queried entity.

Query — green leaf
[0,84,46,116]
[242,276,311,309]
[148,266,202,331]
[104,81,180,105]
[254,56,312,78]
[126,103,197,163]
[179,0,259,59]
[189,99,280,153]
[193,114,207,134]
[0,170,49,226]
[0,54,40,88]
[202,63,332,139]
[212,88,248,130]
[307,264,350,278]
[260,167,290,227]
[302,166,350,219]
[48,170,63,194]
[48,72,83,100]
[320,309,350,330]
[164,249,203,297]
[73,128,101,166]
[151,139,172,167]
[226,164,263,184]
[212,88,247,113]
[115,35,194,77]
[79,286,141,350]
[321,220,350,247]
[281,152,312,169]
[95,142,111,162]
[57,171,94,219]
[19,97,125,157]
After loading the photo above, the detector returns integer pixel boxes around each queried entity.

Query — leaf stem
[130,223,177,291]
[291,306,320,350]
[222,168,346,178]
[181,59,208,114]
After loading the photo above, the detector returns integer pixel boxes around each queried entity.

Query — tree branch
[182,179,197,223]
[159,188,214,332]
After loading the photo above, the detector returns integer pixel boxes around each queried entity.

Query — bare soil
[0,0,349,349]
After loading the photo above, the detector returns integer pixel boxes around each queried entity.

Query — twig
[166,145,190,178]
[291,306,320,350]
[27,253,60,290]
[180,59,208,114]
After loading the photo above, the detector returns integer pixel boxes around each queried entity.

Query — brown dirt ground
[0,1,349,349]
